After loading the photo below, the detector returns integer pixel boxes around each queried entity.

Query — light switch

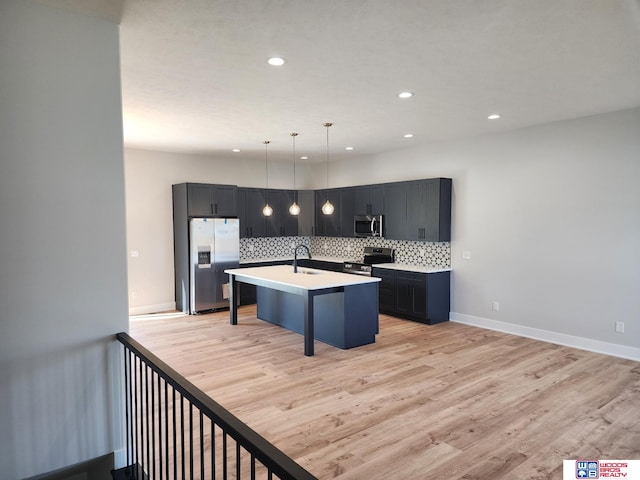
[462,250,471,259]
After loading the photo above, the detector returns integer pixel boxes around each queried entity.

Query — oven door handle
[371,217,376,236]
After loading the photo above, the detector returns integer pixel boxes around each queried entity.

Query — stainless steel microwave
[354,215,383,237]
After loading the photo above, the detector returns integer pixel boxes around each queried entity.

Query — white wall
[124,148,312,313]
[325,108,640,355]
[125,109,639,359]
[0,2,128,477]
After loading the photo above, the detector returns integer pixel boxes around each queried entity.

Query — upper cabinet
[382,178,451,242]
[407,178,452,242]
[382,182,408,240]
[296,190,315,236]
[177,178,451,241]
[354,185,384,215]
[185,183,238,217]
[315,188,354,237]
[237,188,266,238]
[265,189,298,237]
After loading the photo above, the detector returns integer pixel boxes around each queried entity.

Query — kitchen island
[224,265,381,356]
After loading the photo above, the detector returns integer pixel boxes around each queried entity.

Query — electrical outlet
[615,321,625,333]
[492,301,500,312]
[131,291,138,299]
[462,250,471,260]
[130,250,139,257]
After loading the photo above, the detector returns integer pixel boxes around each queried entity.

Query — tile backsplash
[240,236,311,262]
[241,236,450,268]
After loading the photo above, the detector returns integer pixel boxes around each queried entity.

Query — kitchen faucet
[293,244,311,273]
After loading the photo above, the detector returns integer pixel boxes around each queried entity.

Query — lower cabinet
[372,268,450,324]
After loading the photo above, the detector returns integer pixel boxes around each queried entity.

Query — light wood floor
[129,306,640,479]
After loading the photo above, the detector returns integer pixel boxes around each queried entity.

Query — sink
[295,269,323,275]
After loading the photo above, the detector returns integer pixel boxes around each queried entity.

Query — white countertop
[226,265,380,291]
[240,256,451,274]
[240,255,347,265]
[372,263,452,274]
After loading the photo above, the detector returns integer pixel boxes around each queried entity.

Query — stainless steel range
[343,246,394,276]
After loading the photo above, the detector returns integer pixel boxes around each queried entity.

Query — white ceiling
[86,1,640,162]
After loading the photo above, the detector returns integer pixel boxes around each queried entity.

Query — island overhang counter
[224,265,381,356]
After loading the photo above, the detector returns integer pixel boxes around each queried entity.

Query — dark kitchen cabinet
[297,190,315,236]
[186,183,238,217]
[407,178,452,242]
[396,272,428,319]
[265,189,298,237]
[340,187,355,237]
[237,188,267,238]
[354,185,384,215]
[374,268,396,313]
[382,182,408,240]
[314,189,342,237]
[372,267,450,324]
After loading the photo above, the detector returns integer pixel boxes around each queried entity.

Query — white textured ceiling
[117,0,640,162]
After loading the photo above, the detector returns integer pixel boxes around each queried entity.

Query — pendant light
[262,140,273,216]
[321,122,335,215]
[289,132,301,216]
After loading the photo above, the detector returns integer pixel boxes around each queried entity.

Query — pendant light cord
[263,140,270,189]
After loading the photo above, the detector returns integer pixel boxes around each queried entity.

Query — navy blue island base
[225,265,380,356]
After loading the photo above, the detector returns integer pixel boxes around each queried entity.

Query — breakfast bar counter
[225,265,381,356]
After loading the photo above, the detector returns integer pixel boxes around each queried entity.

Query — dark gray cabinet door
[186,183,238,217]
[395,272,427,320]
[238,188,266,238]
[213,184,238,216]
[355,185,384,215]
[407,179,452,242]
[315,189,341,237]
[372,268,396,313]
[297,190,315,236]
[187,183,215,216]
[407,180,427,241]
[265,189,299,237]
[340,187,355,237]
[383,182,407,240]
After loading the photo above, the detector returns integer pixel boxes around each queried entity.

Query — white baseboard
[128,302,177,316]
[449,312,640,362]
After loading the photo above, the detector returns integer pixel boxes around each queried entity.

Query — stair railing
[116,332,316,480]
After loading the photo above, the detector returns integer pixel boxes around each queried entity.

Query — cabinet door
[396,272,428,320]
[407,180,427,241]
[323,189,341,237]
[187,184,215,216]
[314,190,326,236]
[354,185,384,215]
[339,188,355,237]
[354,186,371,215]
[297,190,315,236]
[246,189,267,237]
[383,182,407,240]
[265,189,283,237]
[281,190,299,236]
[369,185,384,214]
[372,268,396,313]
[424,178,452,242]
[212,184,238,217]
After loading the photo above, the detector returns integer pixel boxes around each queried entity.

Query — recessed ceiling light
[300,156,308,160]
[232,148,240,152]
[398,92,414,99]
[403,134,414,138]
[345,147,354,151]
[267,57,286,66]
[488,114,501,120]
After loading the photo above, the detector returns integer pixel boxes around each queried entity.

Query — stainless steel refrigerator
[189,217,239,314]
